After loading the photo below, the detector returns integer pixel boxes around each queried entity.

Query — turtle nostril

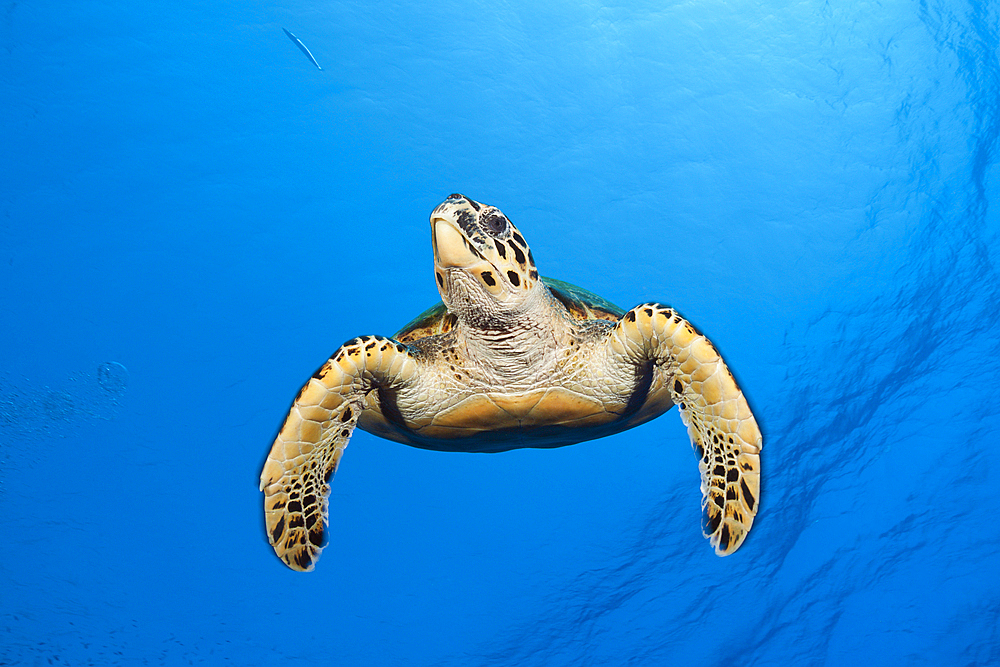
[447,193,465,201]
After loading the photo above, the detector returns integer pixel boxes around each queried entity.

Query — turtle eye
[481,211,508,236]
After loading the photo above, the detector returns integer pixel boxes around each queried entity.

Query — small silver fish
[283,28,322,71]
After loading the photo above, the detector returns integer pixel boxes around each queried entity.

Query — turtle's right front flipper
[259,336,418,571]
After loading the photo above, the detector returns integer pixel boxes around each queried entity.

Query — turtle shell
[393,276,624,344]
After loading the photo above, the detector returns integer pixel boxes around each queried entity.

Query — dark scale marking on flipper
[705,509,722,534]
[271,517,285,543]
[741,479,756,510]
[293,551,312,570]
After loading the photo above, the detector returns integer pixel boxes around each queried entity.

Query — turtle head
[430,194,540,324]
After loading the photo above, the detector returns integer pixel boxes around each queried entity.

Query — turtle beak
[432,218,480,269]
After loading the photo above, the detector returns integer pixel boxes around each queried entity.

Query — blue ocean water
[2,0,999,664]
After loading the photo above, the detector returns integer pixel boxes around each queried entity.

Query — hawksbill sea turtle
[260,194,763,571]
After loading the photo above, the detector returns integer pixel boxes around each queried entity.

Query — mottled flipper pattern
[611,304,762,555]
[260,336,418,571]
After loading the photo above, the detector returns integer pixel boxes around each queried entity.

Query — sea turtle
[260,194,763,571]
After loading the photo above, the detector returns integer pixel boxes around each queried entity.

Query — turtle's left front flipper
[609,304,763,555]
[259,336,418,571]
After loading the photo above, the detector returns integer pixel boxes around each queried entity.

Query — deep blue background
[3,0,999,664]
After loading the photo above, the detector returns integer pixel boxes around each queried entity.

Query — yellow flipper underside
[611,303,762,554]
